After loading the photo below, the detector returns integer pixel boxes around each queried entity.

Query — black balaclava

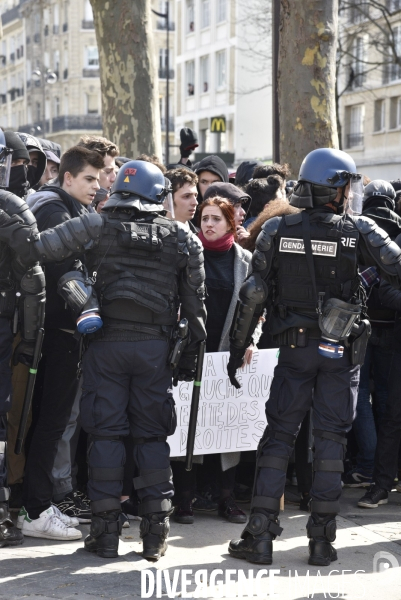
[4,131,30,198]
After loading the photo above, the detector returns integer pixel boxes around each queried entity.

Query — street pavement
[1,486,401,600]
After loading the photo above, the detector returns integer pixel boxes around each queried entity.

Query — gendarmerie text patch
[279,238,338,257]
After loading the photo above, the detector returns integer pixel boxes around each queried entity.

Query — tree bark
[278,0,339,177]
[90,0,161,158]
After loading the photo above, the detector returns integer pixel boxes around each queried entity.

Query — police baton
[185,340,206,471]
[15,328,44,455]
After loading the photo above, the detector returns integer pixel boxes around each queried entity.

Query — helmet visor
[163,191,175,219]
[0,147,13,188]
[345,175,363,215]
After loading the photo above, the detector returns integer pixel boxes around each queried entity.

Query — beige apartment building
[0,0,175,155]
[338,2,401,180]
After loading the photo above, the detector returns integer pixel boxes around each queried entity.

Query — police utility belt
[274,327,321,348]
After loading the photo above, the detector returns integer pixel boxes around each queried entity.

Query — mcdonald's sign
[210,116,226,133]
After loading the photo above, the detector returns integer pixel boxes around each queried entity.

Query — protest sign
[169,348,279,457]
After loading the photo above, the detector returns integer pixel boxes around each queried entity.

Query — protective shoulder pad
[0,190,37,227]
[256,216,282,252]
[354,215,377,235]
[179,226,203,257]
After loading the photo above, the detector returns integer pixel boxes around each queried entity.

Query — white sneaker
[18,506,82,540]
[50,504,80,527]
[18,505,79,529]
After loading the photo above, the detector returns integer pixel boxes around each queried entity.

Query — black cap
[4,131,29,163]
[203,181,250,204]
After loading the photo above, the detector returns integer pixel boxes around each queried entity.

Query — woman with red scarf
[173,197,259,525]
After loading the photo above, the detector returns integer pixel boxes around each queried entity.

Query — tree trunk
[90,0,161,158]
[278,0,339,177]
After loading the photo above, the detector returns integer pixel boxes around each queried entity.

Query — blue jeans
[352,327,394,475]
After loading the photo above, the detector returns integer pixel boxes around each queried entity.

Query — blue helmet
[298,148,358,189]
[291,148,360,209]
[106,160,171,209]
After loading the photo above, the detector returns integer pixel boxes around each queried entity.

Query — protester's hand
[242,344,254,368]
[236,226,250,242]
[13,339,35,367]
[180,128,199,158]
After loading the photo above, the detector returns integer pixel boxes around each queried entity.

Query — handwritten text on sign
[169,349,278,457]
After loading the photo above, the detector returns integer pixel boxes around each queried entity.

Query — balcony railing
[160,117,175,131]
[157,20,175,30]
[346,133,364,147]
[19,115,102,134]
[52,114,102,132]
[83,68,100,77]
[158,68,175,79]
[82,20,94,29]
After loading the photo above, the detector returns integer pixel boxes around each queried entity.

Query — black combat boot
[228,512,283,564]
[307,513,337,566]
[84,510,122,558]
[140,510,173,561]
[0,501,23,547]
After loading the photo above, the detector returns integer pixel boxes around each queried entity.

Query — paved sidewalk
[1,487,401,599]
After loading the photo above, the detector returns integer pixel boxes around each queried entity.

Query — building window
[54,50,60,74]
[186,60,195,95]
[217,0,227,23]
[348,0,369,23]
[85,46,99,68]
[35,102,41,122]
[200,55,209,93]
[346,104,364,147]
[374,99,385,132]
[388,0,401,12]
[385,26,401,83]
[86,93,99,114]
[53,3,59,33]
[216,50,226,89]
[201,0,210,29]
[187,0,195,33]
[351,36,366,89]
[54,96,60,117]
[390,96,401,128]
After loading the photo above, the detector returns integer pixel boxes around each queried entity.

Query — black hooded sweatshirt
[195,155,229,199]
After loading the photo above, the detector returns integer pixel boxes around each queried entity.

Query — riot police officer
[0,131,46,547]
[2,160,207,560]
[226,148,401,567]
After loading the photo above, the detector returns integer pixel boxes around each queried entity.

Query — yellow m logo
[211,117,226,133]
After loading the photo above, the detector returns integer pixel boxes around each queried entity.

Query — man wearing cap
[203,181,251,243]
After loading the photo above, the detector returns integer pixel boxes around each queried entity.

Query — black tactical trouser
[81,339,175,515]
[253,339,359,516]
[0,318,13,492]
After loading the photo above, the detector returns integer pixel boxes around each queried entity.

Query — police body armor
[87,211,181,334]
[269,211,360,337]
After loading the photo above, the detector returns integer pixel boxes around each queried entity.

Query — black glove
[13,339,35,367]
[172,352,197,386]
[180,127,199,158]
[227,347,245,389]
[172,367,196,387]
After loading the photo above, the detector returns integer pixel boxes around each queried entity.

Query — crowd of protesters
[2,124,401,548]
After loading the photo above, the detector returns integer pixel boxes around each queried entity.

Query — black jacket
[27,186,89,330]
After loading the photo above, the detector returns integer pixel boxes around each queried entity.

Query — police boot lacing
[140,509,173,562]
[0,499,23,547]
[228,512,282,565]
[307,513,337,566]
[84,510,122,558]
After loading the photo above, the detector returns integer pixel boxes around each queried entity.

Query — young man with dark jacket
[17,147,104,541]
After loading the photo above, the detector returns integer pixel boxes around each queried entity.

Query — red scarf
[198,231,235,252]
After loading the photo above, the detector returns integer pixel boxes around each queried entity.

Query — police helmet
[16,132,47,186]
[0,130,13,189]
[291,148,359,209]
[106,160,171,209]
